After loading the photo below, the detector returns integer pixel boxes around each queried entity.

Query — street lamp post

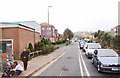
[48,6,52,44]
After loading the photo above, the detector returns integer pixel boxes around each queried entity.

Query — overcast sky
[0,0,119,34]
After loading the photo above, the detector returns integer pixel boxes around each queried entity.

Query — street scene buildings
[0,0,120,77]
[111,25,120,36]
[0,21,41,59]
[40,22,60,42]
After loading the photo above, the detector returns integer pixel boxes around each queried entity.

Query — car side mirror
[94,50,98,56]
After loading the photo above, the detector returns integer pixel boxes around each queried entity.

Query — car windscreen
[88,44,101,49]
[80,41,85,44]
[98,50,119,57]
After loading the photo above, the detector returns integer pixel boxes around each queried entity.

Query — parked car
[84,43,101,58]
[74,38,77,42]
[84,38,90,42]
[78,40,81,43]
[79,40,85,49]
[92,49,120,73]
[83,42,87,52]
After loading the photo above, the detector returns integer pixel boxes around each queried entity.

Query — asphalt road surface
[34,42,120,77]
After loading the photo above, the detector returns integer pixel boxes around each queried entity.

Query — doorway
[0,39,13,71]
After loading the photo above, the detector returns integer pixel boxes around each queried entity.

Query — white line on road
[78,44,90,76]
[78,54,84,76]
[79,50,90,76]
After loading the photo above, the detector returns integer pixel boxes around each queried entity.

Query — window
[47,27,51,30]
[47,32,51,36]
[49,27,51,30]
[42,27,45,30]
[98,50,118,57]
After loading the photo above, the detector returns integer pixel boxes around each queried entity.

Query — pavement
[15,45,70,77]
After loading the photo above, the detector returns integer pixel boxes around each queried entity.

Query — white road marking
[59,71,63,76]
[79,49,90,76]
[78,54,84,76]
[78,43,90,76]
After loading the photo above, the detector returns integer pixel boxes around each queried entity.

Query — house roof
[0,21,35,24]
[0,21,41,33]
[40,22,52,26]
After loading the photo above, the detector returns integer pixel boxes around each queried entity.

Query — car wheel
[83,49,85,52]
[92,58,94,64]
[2,74,5,77]
[97,64,101,72]
[87,56,90,59]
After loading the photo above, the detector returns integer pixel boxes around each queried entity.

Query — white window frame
[42,27,45,30]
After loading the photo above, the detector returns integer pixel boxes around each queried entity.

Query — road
[33,42,120,77]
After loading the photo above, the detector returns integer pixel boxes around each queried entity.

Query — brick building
[111,25,120,36]
[40,22,58,42]
[0,21,41,59]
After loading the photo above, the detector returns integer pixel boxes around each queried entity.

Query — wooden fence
[29,50,42,58]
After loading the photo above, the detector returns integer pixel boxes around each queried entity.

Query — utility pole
[48,6,52,44]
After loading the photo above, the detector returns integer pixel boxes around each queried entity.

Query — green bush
[41,44,55,55]
[42,45,47,55]
[51,42,56,45]
[28,43,34,52]
[27,49,31,53]
[34,43,39,51]
[41,38,48,45]
[66,40,72,46]
[51,39,67,45]
[37,42,44,49]
[49,44,55,52]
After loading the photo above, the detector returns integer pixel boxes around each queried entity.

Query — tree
[102,32,112,47]
[63,28,74,40]
[112,35,120,50]
[94,30,104,39]
[94,32,98,38]
[28,43,34,52]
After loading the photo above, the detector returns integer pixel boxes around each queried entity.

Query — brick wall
[1,28,19,59]
[1,27,41,59]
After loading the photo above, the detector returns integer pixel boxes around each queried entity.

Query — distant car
[84,38,91,43]
[84,43,101,58]
[74,38,77,42]
[78,40,81,43]
[92,49,120,73]
[79,40,85,49]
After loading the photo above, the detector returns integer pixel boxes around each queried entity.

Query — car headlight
[101,64,109,67]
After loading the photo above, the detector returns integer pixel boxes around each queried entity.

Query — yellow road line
[32,49,68,76]
[59,71,63,76]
